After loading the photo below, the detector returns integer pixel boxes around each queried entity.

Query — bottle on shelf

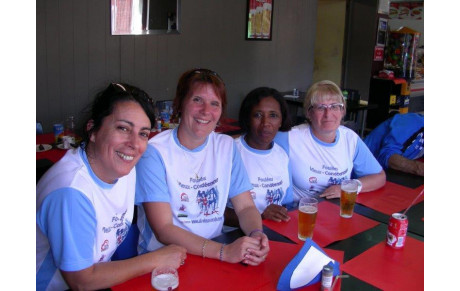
[63,116,77,148]
[154,107,162,132]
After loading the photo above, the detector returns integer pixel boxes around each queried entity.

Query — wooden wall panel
[36,0,48,126]
[87,0,108,97]
[44,0,61,128]
[120,37,136,85]
[73,0,91,113]
[37,0,317,132]
[58,0,76,118]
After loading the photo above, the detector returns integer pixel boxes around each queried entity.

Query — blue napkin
[277,238,340,290]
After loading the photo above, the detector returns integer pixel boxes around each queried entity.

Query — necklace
[179,144,206,180]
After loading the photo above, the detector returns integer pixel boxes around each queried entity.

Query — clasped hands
[225,231,270,266]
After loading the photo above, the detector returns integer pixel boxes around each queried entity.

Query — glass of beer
[298,197,318,241]
[340,179,359,218]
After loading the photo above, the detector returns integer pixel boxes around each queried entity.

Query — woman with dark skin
[225,87,293,226]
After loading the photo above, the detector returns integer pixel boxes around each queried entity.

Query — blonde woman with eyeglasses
[274,80,386,201]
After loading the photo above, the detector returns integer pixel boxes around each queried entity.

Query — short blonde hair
[303,80,346,123]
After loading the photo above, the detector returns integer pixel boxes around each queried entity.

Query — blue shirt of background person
[364,113,424,176]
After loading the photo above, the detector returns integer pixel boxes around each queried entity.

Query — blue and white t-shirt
[135,128,252,253]
[36,147,135,291]
[364,113,424,169]
[231,134,293,213]
[274,124,382,200]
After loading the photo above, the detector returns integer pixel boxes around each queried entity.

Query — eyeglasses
[187,68,224,84]
[136,89,155,106]
[112,83,127,92]
[309,103,344,113]
[111,83,154,105]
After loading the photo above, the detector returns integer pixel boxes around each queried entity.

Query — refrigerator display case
[384,26,421,80]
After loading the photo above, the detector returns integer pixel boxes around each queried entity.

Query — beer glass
[340,179,359,218]
[298,197,318,241]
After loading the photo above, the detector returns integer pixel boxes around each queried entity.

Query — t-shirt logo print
[196,187,219,216]
[116,222,129,245]
[266,188,283,205]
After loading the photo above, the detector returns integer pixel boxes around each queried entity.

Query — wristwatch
[354,179,362,194]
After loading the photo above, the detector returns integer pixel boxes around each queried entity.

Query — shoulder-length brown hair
[173,68,227,121]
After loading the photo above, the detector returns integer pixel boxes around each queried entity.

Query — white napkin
[277,238,340,290]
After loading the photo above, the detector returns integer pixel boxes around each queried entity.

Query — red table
[112,241,344,291]
[356,182,424,216]
[263,201,379,247]
[341,237,424,291]
[36,133,68,163]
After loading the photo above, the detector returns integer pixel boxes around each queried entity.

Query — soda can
[386,213,408,249]
[53,123,64,144]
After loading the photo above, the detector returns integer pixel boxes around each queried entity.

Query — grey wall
[37,0,317,132]
[342,0,378,101]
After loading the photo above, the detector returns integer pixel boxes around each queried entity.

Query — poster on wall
[246,0,273,40]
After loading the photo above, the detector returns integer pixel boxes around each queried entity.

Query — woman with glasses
[274,80,385,200]
[225,87,294,225]
[36,83,186,291]
[136,69,270,266]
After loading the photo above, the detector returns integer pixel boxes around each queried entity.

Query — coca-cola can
[386,213,408,249]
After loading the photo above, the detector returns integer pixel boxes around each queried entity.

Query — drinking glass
[151,266,179,291]
[340,179,359,218]
[298,197,318,240]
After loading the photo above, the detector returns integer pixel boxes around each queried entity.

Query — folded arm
[320,170,386,199]
[358,169,386,192]
[388,154,424,176]
[144,193,269,266]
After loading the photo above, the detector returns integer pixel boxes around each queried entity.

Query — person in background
[225,87,293,226]
[274,80,386,200]
[364,113,424,176]
[36,83,186,291]
[136,68,269,266]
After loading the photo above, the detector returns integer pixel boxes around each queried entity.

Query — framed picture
[246,0,273,40]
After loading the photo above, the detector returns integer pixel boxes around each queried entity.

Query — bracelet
[202,239,209,258]
[219,243,226,262]
[249,229,264,237]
